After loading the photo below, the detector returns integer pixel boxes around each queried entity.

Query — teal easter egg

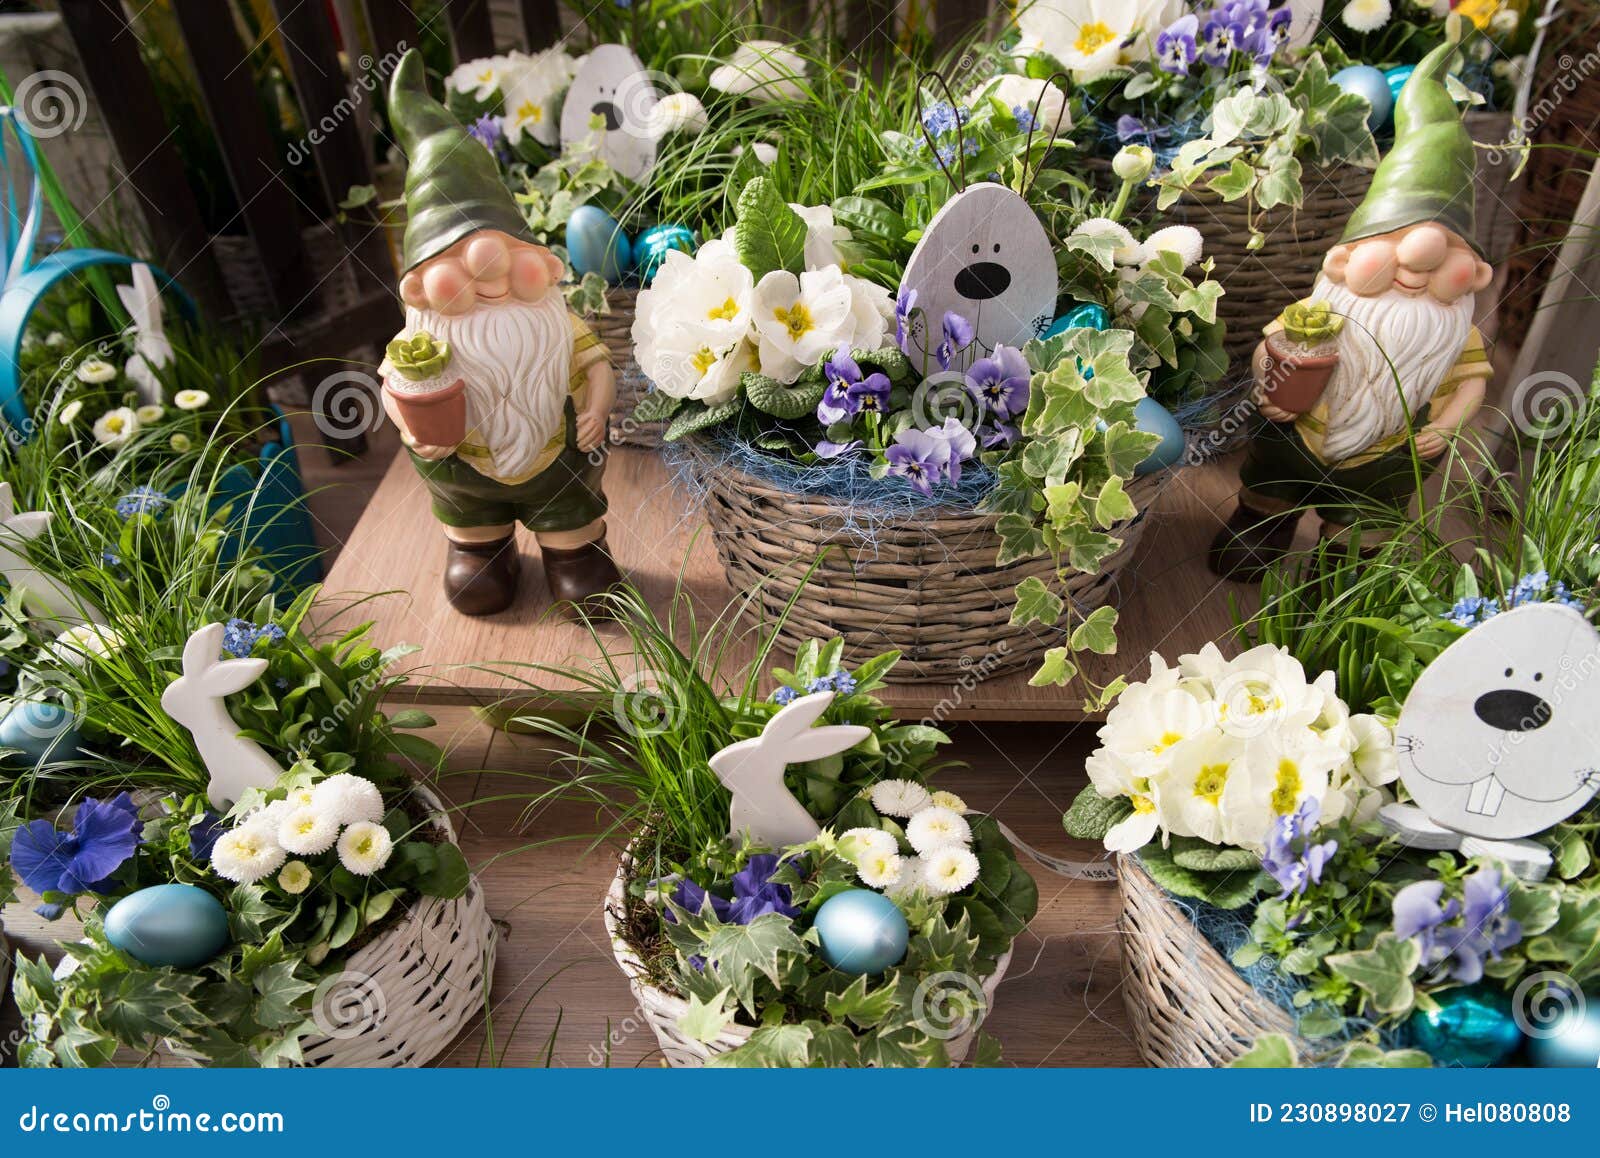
[1525,991,1600,1067]
[0,699,83,768]
[1384,65,1416,107]
[1406,984,1524,1067]
[1042,302,1109,340]
[1333,65,1394,131]
[1133,396,1185,475]
[104,884,230,969]
[566,204,631,285]
[814,888,908,975]
[632,223,695,286]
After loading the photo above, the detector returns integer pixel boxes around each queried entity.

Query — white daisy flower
[243,799,294,835]
[135,404,165,423]
[648,91,709,137]
[92,407,139,447]
[929,791,968,815]
[1340,0,1392,32]
[277,805,340,856]
[312,773,385,826]
[887,856,924,899]
[922,846,981,895]
[173,389,210,410]
[338,821,394,876]
[1140,225,1204,269]
[708,40,808,103]
[212,828,287,884]
[905,806,972,854]
[838,826,899,864]
[278,860,312,895]
[169,433,192,452]
[58,399,84,425]
[869,778,933,818]
[857,850,904,889]
[75,358,117,384]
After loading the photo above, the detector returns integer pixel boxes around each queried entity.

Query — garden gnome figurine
[383,50,622,617]
[1209,38,1494,582]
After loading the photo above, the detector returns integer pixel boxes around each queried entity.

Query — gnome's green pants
[1238,410,1432,527]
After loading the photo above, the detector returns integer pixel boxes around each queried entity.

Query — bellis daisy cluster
[840,786,981,897]
[211,773,391,885]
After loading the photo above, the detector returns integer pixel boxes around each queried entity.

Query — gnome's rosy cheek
[508,247,561,302]
[422,260,476,316]
[1428,250,1481,303]
[1342,240,1399,297]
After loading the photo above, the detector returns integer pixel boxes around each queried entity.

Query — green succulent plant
[1279,299,1345,347]
[385,331,452,381]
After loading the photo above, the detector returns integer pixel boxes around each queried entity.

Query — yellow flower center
[1151,730,1184,754]
[773,302,814,341]
[1456,0,1498,29]
[1271,757,1303,815]
[295,818,315,835]
[354,834,374,856]
[1131,793,1156,814]
[707,296,740,321]
[105,416,125,433]
[691,346,719,375]
[1074,21,1118,55]
[1193,762,1229,805]
[515,100,543,124]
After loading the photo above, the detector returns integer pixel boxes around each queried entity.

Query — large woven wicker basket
[1117,854,1296,1067]
[603,854,1011,1066]
[688,439,1167,682]
[593,286,665,449]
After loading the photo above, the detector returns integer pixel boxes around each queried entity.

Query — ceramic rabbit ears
[913,69,1070,199]
[180,622,269,690]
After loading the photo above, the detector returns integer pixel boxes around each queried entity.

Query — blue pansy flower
[11,793,142,916]
[1156,14,1199,75]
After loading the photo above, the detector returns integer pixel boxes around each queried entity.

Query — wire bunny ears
[913,70,1071,200]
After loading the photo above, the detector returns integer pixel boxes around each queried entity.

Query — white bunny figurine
[709,691,870,848]
[162,622,285,809]
[0,482,104,627]
[117,263,174,406]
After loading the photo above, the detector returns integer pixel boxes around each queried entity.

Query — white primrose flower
[277,805,341,856]
[76,358,118,384]
[751,265,860,383]
[173,389,209,410]
[1162,730,1246,845]
[905,805,973,854]
[1220,726,1347,851]
[212,827,287,884]
[966,74,1072,137]
[790,203,851,271]
[278,860,312,895]
[839,826,899,864]
[869,778,933,818]
[338,821,394,876]
[1015,0,1183,81]
[648,92,709,137]
[47,622,125,666]
[632,238,758,405]
[922,846,981,895]
[1140,225,1204,269]
[448,55,511,102]
[1340,0,1392,32]
[843,274,893,350]
[312,774,386,826]
[92,406,139,448]
[1346,713,1399,787]
[709,40,808,103]
[929,790,967,814]
[857,850,904,889]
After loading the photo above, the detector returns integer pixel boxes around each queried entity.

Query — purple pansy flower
[1461,866,1522,964]
[670,875,734,922]
[1198,12,1233,66]
[923,417,977,485]
[1392,867,1522,985]
[847,372,892,415]
[1260,798,1338,900]
[11,793,142,916]
[885,428,951,497]
[726,854,801,923]
[188,811,227,861]
[814,438,862,460]
[1116,114,1150,144]
[468,114,504,153]
[895,286,919,352]
[966,344,1030,421]
[1156,14,1200,75]
[982,422,1019,449]
[936,311,975,370]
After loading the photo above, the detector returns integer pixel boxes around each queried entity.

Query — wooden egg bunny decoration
[559,44,660,182]
[896,71,1061,373]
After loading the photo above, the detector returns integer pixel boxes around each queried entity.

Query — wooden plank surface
[315,447,1280,720]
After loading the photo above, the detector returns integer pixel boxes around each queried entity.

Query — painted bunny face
[898,183,1058,372]
[559,44,658,182]
[1395,602,1600,839]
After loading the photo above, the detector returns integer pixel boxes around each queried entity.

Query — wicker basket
[211,222,362,322]
[603,854,1012,1066]
[688,439,1168,682]
[1117,854,1297,1067]
[593,286,664,448]
[1,922,10,1008]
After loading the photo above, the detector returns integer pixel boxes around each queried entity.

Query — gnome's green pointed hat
[1340,39,1481,255]
[387,49,530,272]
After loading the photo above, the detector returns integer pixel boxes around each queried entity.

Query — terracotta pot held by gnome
[383,331,466,447]
[1260,300,1344,415]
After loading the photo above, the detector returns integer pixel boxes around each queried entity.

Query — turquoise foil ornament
[813,889,908,975]
[1331,65,1394,131]
[1384,65,1416,108]
[565,204,631,285]
[1133,397,1185,475]
[1041,302,1109,341]
[0,699,84,768]
[104,884,230,969]
[1525,991,1600,1067]
[1406,984,1524,1067]
[632,223,695,286]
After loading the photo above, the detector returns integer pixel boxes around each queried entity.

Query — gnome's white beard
[1313,275,1475,464]
[406,296,571,479]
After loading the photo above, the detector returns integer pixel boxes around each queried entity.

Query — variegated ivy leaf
[994,512,1048,565]
[699,913,808,1016]
[1025,362,1099,436]
[1065,228,1121,272]
[1207,158,1255,201]
[1256,151,1303,212]
[1044,480,1084,528]
[1068,329,1143,407]
[1058,524,1119,573]
[1326,933,1421,1016]
[1176,280,1223,325]
[1011,575,1064,627]
[1093,475,1138,527]
[679,988,738,1043]
[1029,647,1078,687]
[1070,605,1119,654]
[1021,427,1084,485]
[1102,420,1162,477]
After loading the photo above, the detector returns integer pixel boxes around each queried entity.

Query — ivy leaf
[823,974,900,1029]
[701,913,808,1016]
[1256,153,1302,211]
[994,513,1048,566]
[734,177,808,279]
[1065,229,1120,271]
[1231,1033,1297,1068]
[1011,575,1064,628]
[1206,158,1255,201]
[251,960,318,1031]
[679,988,738,1044]
[1022,428,1085,485]
[1069,604,1119,654]
[1327,933,1421,1016]
[1102,421,1162,477]
[664,398,742,441]
[744,372,826,419]
[1029,647,1078,688]
[1093,476,1137,527]
[1026,362,1099,435]
[1063,785,1132,840]
[707,1022,814,1067]
[1176,280,1223,325]
[1069,329,1143,406]
[1555,829,1592,880]
[1058,524,1120,573]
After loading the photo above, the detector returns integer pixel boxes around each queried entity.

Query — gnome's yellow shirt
[453,314,609,486]
[1264,320,1492,469]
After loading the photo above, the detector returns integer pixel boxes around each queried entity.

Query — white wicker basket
[603,854,1011,1067]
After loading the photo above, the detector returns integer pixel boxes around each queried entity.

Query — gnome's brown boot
[444,536,521,615]
[542,538,623,620]
[1208,503,1301,583]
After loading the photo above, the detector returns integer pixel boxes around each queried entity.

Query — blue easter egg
[1384,65,1416,108]
[566,205,631,285]
[813,888,909,975]
[1042,302,1110,341]
[104,884,231,969]
[0,699,83,768]
[1332,66,1394,131]
[1525,992,1600,1067]
[1133,396,1186,476]
[632,223,695,286]
[1406,984,1524,1067]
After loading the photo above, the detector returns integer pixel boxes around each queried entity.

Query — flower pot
[1260,333,1339,415]
[383,375,467,448]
